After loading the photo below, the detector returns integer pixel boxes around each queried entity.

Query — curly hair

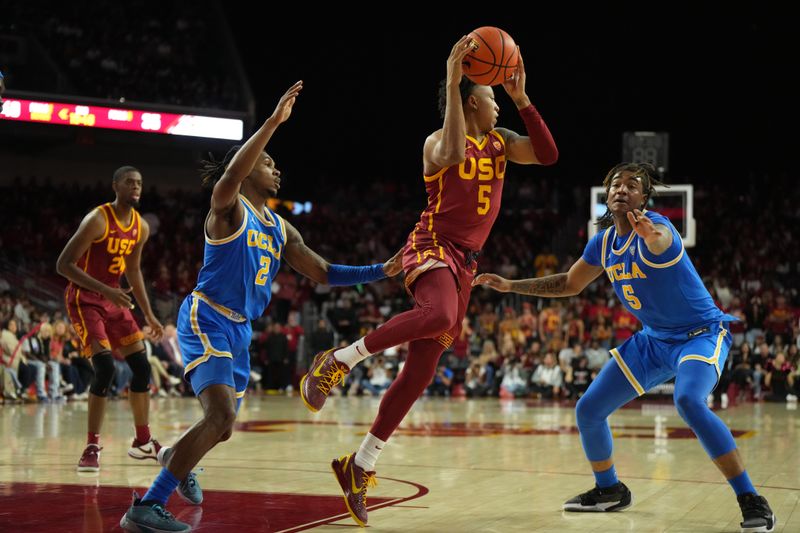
[437,75,478,119]
[596,162,666,230]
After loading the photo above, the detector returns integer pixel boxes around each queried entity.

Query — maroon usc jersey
[75,203,142,289]
[412,131,506,253]
[65,203,144,356]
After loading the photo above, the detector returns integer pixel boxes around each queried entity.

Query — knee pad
[126,350,151,393]
[90,351,116,397]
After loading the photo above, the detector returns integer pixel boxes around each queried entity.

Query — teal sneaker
[119,492,190,532]
[157,446,203,505]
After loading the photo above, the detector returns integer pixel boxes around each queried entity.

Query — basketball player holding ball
[299,31,559,526]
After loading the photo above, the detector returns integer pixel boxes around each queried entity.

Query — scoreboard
[0,97,243,141]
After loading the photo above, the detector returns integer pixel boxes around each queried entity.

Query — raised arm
[423,36,475,175]
[123,219,163,341]
[281,219,403,285]
[210,81,303,215]
[473,258,604,297]
[627,209,673,255]
[496,50,558,166]
[56,209,133,309]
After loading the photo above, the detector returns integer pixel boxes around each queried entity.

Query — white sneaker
[168,376,182,386]
[786,394,798,403]
[706,394,714,408]
[721,393,729,409]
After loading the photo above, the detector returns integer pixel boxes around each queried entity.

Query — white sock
[334,338,372,369]
[355,432,385,471]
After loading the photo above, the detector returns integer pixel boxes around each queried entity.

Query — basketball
[462,26,518,86]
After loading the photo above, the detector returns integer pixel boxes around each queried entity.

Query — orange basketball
[462,26,518,86]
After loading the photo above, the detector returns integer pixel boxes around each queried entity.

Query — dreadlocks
[596,162,666,230]
[199,145,242,189]
[437,76,478,119]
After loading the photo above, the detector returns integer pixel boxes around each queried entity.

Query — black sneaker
[563,482,632,512]
[738,493,776,532]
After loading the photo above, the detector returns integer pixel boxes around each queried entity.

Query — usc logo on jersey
[106,238,136,275]
[457,156,506,181]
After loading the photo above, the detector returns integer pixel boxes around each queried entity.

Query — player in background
[121,81,402,532]
[57,166,165,472]
[474,163,775,533]
[300,35,558,526]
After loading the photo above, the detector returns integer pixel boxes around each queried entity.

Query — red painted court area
[0,481,422,532]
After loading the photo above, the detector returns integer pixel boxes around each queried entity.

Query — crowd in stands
[1,172,799,406]
[1,1,243,109]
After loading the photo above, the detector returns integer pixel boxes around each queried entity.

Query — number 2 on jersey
[622,284,641,310]
[255,255,271,286]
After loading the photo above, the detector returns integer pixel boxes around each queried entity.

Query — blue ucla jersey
[194,195,286,321]
[582,210,734,340]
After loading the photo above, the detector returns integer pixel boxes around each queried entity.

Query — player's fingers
[123,287,133,293]
[626,211,637,225]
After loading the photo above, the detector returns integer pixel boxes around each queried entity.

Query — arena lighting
[0,97,243,140]
[267,198,313,215]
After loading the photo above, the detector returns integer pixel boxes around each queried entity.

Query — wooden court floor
[0,394,798,532]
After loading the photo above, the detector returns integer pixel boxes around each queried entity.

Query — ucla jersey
[194,195,285,321]
[583,210,734,340]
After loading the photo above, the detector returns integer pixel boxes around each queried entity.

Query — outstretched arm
[423,36,475,175]
[473,258,603,297]
[211,81,303,215]
[282,219,403,285]
[627,209,673,255]
[496,50,558,166]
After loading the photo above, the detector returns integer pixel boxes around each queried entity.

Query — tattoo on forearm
[511,273,568,296]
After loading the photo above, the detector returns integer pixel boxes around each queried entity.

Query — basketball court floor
[1,394,797,532]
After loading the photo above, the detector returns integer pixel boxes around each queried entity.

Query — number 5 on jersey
[622,284,641,310]
[478,185,491,215]
[255,255,271,286]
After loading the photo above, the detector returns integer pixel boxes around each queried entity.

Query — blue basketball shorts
[176,292,252,403]
[609,321,731,396]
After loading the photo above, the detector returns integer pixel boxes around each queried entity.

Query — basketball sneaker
[331,452,377,527]
[119,491,190,532]
[77,444,102,472]
[738,493,776,532]
[157,446,203,505]
[128,437,162,460]
[300,349,349,412]
[563,482,632,512]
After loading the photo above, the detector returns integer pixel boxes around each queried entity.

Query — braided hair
[437,75,478,119]
[596,162,666,230]
[199,145,242,189]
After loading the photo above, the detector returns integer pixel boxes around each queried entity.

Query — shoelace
[360,473,378,506]
[740,496,769,517]
[317,363,346,395]
[151,503,176,520]
[579,488,603,505]
[183,468,204,488]
[83,445,103,458]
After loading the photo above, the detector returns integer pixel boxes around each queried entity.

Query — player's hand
[146,315,164,342]
[104,286,134,309]
[501,47,528,105]
[472,273,512,292]
[449,35,477,84]
[382,248,404,278]
[270,80,303,125]
[627,209,662,245]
